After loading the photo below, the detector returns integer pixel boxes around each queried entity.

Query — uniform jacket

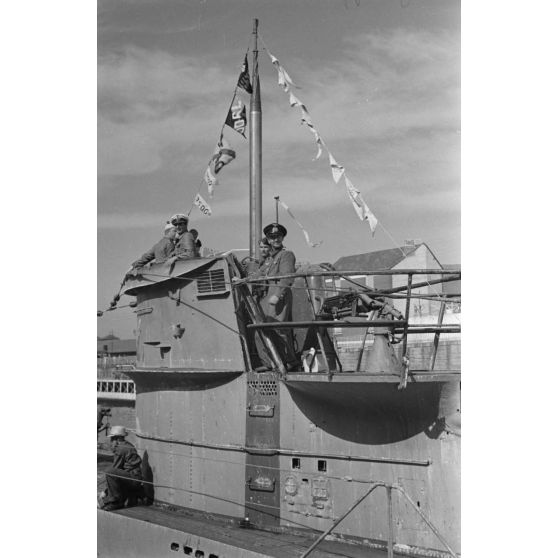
[173,231,196,259]
[132,237,175,268]
[112,439,142,478]
[263,248,296,301]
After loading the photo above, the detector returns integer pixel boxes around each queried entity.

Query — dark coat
[132,237,175,268]
[173,231,196,259]
[262,248,296,303]
[111,439,142,478]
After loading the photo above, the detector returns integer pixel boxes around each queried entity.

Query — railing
[300,481,458,558]
[97,379,136,401]
[237,268,461,381]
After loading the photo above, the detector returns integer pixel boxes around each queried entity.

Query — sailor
[244,237,271,282]
[190,228,202,257]
[256,223,298,371]
[130,223,177,269]
[100,426,143,511]
[167,214,197,264]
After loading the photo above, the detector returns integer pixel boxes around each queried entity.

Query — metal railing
[97,379,136,401]
[300,481,458,558]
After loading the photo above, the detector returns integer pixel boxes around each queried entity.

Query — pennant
[194,193,212,217]
[225,96,247,138]
[344,176,365,220]
[237,54,253,94]
[311,131,323,160]
[211,136,236,174]
[344,176,378,236]
[288,91,304,108]
[277,65,297,92]
[300,107,313,127]
[204,166,218,197]
[278,200,322,248]
[328,152,345,183]
[266,49,299,91]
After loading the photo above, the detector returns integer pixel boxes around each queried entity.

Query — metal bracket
[247,404,275,417]
[247,476,276,492]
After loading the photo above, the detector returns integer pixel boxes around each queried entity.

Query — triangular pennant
[344,176,365,220]
[278,200,322,248]
[211,136,236,174]
[268,51,280,66]
[194,193,212,217]
[237,54,253,94]
[266,49,299,91]
[289,91,303,108]
[204,166,218,197]
[312,133,323,160]
[365,208,378,236]
[225,96,247,138]
[344,176,378,236]
[328,152,345,183]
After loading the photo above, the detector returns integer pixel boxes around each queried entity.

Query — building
[333,240,450,319]
[97,335,137,379]
[331,241,460,370]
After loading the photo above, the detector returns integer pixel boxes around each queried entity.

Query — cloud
[98,27,459,197]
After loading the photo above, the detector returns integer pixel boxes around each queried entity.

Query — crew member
[190,229,202,257]
[100,426,143,511]
[167,214,196,263]
[256,223,298,371]
[244,237,271,283]
[130,222,176,269]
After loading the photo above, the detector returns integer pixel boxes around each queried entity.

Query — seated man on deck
[100,426,143,511]
[130,222,177,270]
[255,223,299,371]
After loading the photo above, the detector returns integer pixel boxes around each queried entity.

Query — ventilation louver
[196,268,228,296]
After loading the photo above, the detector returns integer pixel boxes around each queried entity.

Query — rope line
[258,31,452,304]
[99,443,376,485]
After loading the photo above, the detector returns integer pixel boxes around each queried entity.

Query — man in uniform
[130,222,176,269]
[167,214,197,264]
[190,228,202,257]
[100,426,143,511]
[256,223,298,371]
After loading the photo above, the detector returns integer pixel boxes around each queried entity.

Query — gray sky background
[98,0,460,337]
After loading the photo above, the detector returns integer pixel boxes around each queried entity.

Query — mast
[249,18,262,260]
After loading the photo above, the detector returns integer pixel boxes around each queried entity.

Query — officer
[130,223,176,269]
[167,214,197,263]
[256,223,298,371]
[100,426,143,511]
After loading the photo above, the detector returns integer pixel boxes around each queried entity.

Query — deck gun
[318,290,403,321]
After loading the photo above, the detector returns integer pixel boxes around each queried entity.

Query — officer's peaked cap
[263,222,287,237]
[170,214,188,225]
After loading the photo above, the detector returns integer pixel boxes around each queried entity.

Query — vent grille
[196,269,227,295]
[248,379,278,397]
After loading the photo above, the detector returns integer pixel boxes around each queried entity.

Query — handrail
[300,481,458,558]
[238,269,461,283]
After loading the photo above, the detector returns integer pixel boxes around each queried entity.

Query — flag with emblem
[237,54,253,94]
[204,166,218,197]
[211,136,236,174]
[225,96,247,138]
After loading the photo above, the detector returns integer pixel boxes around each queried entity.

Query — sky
[97,0,460,338]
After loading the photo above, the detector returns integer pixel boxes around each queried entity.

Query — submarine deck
[99,504,399,558]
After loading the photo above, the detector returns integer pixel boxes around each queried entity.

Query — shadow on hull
[285,381,444,444]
